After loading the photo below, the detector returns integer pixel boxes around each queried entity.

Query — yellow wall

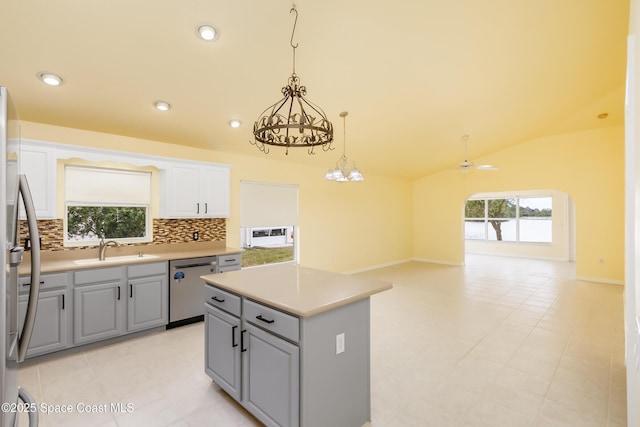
[20,121,413,273]
[20,120,624,280]
[413,126,625,282]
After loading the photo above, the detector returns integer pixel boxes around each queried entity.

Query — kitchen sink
[73,254,159,266]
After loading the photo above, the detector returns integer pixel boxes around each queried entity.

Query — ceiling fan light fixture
[453,135,498,174]
[251,5,333,155]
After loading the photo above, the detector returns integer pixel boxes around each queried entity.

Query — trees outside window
[64,165,152,245]
[67,206,147,241]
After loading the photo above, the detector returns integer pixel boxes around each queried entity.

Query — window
[465,196,552,243]
[240,181,298,267]
[64,166,152,245]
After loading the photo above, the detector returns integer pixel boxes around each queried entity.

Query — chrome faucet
[99,237,120,261]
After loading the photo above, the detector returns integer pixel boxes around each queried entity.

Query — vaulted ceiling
[0,0,630,180]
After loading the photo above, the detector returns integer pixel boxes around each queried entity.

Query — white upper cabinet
[17,140,232,220]
[160,163,230,218]
[20,143,57,219]
[200,166,231,217]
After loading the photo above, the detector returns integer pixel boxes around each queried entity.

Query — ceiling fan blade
[449,135,499,173]
[475,164,498,170]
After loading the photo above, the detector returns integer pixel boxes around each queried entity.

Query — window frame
[240,181,298,268]
[63,165,153,247]
[464,196,553,244]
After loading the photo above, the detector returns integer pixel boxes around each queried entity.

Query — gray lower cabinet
[205,286,300,427]
[127,262,168,332]
[73,268,125,345]
[242,322,299,427]
[18,287,70,357]
[73,262,168,346]
[217,253,241,273]
[205,303,241,400]
[19,260,168,358]
[18,272,71,358]
[205,283,372,427]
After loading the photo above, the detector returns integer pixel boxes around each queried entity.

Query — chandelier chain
[342,113,347,157]
[290,6,299,75]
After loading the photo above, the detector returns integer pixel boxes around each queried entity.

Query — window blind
[65,166,151,205]
[240,181,298,227]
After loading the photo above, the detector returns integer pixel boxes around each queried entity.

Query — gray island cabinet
[202,264,392,427]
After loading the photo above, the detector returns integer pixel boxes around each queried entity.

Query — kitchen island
[201,264,392,427]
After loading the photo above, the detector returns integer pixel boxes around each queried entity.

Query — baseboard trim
[412,257,464,266]
[343,259,413,275]
[575,275,624,286]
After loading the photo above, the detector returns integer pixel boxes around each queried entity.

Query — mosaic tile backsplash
[19,218,226,251]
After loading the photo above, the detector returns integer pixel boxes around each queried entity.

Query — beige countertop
[21,242,241,275]
[201,264,393,317]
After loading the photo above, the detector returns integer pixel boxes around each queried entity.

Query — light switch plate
[336,332,345,354]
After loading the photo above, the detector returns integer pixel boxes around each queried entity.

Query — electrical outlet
[193,231,199,241]
[336,332,345,354]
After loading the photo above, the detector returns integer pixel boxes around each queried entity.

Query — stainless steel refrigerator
[0,87,41,427]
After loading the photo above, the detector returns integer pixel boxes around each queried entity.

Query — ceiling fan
[452,135,498,174]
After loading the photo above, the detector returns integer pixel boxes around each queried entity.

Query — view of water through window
[465,196,552,243]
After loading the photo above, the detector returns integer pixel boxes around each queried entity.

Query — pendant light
[325,112,364,182]
[251,5,334,155]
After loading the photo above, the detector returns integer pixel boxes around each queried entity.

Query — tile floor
[17,255,626,426]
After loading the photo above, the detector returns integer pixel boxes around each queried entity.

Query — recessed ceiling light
[229,120,241,128]
[197,24,219,41]
[153,101,171,111]
[598,113,608,119]
[38,72,63,86]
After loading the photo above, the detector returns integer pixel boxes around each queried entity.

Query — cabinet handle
[196,203,200,214]
[241,329,247,352]
[205,203,208,214]
[232,325,238,348]
[117,286,121,300]
[61,294,65,310]
[212,296,225,303]
[129,284,133,298]
[256,315,274,324]
[23,280,44,287]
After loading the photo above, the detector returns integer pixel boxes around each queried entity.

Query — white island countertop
[201,264,392,317]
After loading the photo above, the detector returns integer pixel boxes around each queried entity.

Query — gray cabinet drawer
[205,285,241,317]
[218,265,240,273]
[74,266,123,285]
[218,253,241,266]
[20,272,69,293]
[127,261,167,278]
[243,299,299,343]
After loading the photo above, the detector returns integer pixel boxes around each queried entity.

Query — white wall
[625,1,640,424]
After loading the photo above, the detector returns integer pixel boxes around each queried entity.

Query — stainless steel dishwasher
[168,256,217,328]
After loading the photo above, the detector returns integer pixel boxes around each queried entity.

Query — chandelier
[325,112,364,182]
[251,5,334,155]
